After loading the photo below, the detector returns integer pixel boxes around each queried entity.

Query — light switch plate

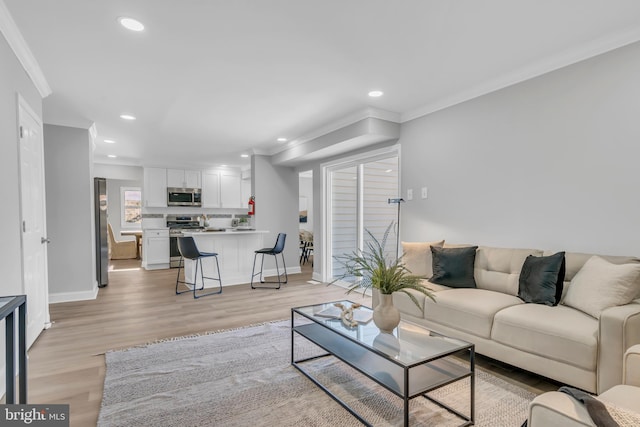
[421,187,428,199]
[407,189,413,200]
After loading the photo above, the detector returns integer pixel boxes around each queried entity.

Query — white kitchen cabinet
[143,167,167,207]
[202,170,221,208]
[143,228,170,270]
[166,169,184,188]
[185,170,201,188]
[167,169,201,188]
[220,171,242,208]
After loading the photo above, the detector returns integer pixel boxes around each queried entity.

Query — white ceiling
[4,0,640,168]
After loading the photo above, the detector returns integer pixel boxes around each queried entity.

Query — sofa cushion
[543,250,640,302]
[430,246,478,288]
[518,251,566,306]
[424,289,522,338]
[492,304,598,370]
[475,247,543,296]
[401,240,444,278]
[392,280,450,319]
[562,256,640,319]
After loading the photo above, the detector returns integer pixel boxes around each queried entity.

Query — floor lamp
[388,198,405,257]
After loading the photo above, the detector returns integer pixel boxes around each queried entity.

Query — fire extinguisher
[248,196,255,215]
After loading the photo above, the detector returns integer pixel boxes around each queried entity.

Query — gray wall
[0,29,43,302]
[252,155,299,270]
[44,124,96,298]
[94,164,144,240]
[94,163,143,181]
[401,40,640,256]
[0,31,43,398]
[107,179,143,242]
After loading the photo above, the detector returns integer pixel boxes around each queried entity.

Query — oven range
[166,215,204,268]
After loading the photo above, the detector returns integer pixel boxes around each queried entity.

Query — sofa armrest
[528,392,595,427]
[598,303,640,394]
[624,344,640,387]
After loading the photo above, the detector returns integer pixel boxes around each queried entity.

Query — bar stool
[251,233,287,289]
[175,236,222,299]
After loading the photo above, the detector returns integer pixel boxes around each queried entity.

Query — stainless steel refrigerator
[94,177,108,287]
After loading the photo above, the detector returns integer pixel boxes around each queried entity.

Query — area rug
[98,321,535,426]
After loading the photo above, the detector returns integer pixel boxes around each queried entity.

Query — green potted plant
[333,223,435,332]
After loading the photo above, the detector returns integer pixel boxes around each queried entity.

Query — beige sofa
[373,244,640,394]
[528,345,640,426]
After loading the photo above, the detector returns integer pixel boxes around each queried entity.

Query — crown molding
[250,147,271,156]
[402,25,640,122]
[0,0,52,98]
[88,123,97,140]
[269,107,400,156]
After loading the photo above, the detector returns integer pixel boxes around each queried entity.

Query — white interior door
[18,96,50,348]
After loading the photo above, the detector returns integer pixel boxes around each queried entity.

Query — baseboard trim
[261,266,301,277]
[49,286,99,303]
[143,262,170,270]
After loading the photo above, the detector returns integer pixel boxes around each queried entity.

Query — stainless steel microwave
[167,187,202,207]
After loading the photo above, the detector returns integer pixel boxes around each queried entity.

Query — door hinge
[19,126,24,138]
[22,220,26,232]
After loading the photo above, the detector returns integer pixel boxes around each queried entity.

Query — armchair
[107,223,137,260]
[528,345,640,426]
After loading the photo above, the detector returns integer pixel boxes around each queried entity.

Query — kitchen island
[181,229,269,287]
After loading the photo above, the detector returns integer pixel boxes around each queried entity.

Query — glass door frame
[320,145,401,284]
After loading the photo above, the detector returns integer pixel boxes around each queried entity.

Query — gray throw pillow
[430,246,478,288]
[518,251,566,306]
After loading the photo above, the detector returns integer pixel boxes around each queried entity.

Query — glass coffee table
[291,300,474,426]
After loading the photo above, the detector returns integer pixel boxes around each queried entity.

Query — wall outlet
[421,187,428,199]
[407,188,413,200]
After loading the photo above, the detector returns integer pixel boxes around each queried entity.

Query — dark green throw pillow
[430,246,478,288]
[518,251,566,306]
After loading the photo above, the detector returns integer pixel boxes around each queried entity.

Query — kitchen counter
[180,230,269,286]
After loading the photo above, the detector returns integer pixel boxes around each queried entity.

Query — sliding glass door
[326,150,400,283]
[362,156,399,261]
[330,166,358,280]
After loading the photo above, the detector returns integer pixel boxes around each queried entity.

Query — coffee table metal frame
[291,300,475,426]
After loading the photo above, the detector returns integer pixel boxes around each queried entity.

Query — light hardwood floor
[27,259,559,427]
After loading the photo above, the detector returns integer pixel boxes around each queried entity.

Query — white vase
[372,332,400,357]
[373,293,400,333]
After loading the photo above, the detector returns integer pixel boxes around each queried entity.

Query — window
[120,187,142,228]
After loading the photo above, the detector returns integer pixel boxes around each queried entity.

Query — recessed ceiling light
[120,114,136,120]
[240,154,249,158]
[118,17,145,32]
[108,154,117,158]
[220,164,227,167]
[368,90,384,97]
[104,139,116,144]
[277,137,287,142]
